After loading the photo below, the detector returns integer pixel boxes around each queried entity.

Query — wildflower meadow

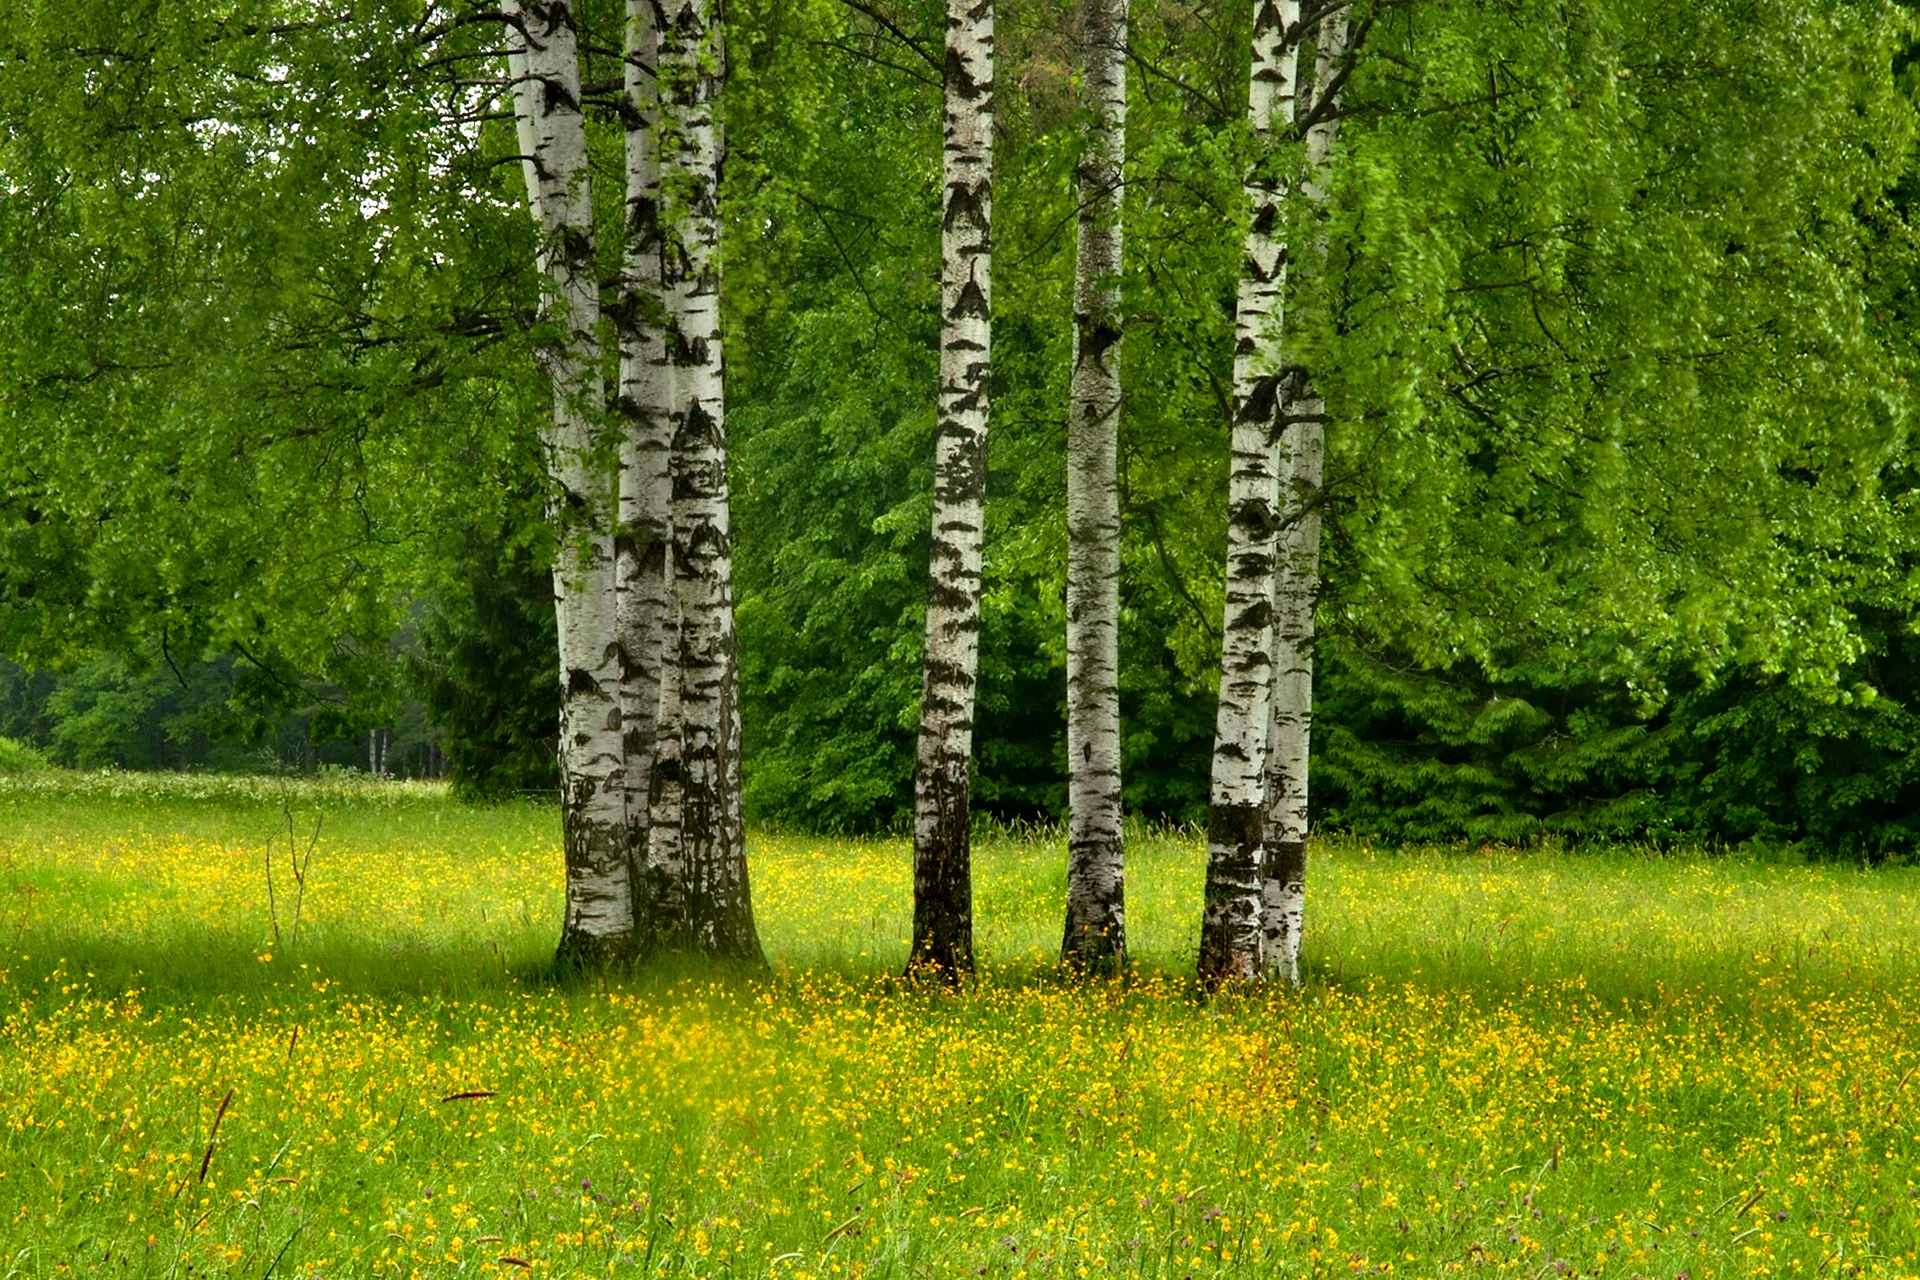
[3,772,1918,1278]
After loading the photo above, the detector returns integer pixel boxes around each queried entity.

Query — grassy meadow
[1,772,1918,1278]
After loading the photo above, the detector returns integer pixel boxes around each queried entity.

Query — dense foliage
[403,518,560,800]
[3,0,1918,851]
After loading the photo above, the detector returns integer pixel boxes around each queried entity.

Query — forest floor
[1,772,1917,1278]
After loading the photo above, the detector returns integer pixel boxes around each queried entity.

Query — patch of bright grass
[2,771,1917,1277]
[0,735,48,775]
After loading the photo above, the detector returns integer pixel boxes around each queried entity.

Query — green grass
[0,734,48,774]
[2,771,1917,1278]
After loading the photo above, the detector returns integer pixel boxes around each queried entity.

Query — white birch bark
[507,34,544,225]
[507,0,635,964]
[647,584,686,934]
[1061,0,1128,971]
[1258,416,1321,985]
[615,0,674,938]
[1198,0,1299,985]
[911,0,995,979]
[1259,3,1349,986]
[655,0,761,960]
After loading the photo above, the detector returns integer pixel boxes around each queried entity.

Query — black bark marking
[1228,495,1281,538]
[948,278,990,321]
[1237,373,1282,427]
[1076,316,1122,369]
[926,578,978,611]
[1264,838,1307,889]
[944,48,990,101]
[944,179,992,230]
[667,331,711,368]
[1241,249,1284,285]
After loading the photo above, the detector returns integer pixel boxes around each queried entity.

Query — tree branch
[832,0,942,73]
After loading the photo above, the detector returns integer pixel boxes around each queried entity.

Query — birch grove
[1259,3,1350,986]
[1198,0,1299,985]
[505,0,759,965]
[507,0,637,964]
[911,0,996,978]
[1060,0,1130,971]
[8,0,1916,992]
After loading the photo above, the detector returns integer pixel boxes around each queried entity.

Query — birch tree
[654,0,762,959]
[614,0,675,931]
[1257,413,1321,983]
[1060,0,1129,971]
[1198,0,1300,985]
[911,0,995,978]
[507,0,636,965]
[1257,3,1349,986]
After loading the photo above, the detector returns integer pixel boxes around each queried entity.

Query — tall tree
[1258,1,1349,986]
[655,0,762,959]
[1060,0,1130,970]
[507,0,637,964]
[1197,0,1299,985]
[615,0,675,934]
[912,0,996,977]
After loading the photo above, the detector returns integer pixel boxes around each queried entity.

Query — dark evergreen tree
[406,531,559,801]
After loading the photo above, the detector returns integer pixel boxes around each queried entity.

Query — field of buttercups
[2,771,1917,1277]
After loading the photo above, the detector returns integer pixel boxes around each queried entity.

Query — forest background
[5,0,1920,859]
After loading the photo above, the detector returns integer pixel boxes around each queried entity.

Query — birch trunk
[655,0,761,960]
[1197,0,1298,985]
[647,583,687,938]
[910,0,995,980]
[508,0,635,965]
[1259,4,1349,986]
[1060,0,1128,971]
[1257,415,1320,985]
[615,0,674,938]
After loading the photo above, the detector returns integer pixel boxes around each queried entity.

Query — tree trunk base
[1198,800,1264,985]
[553,928,640,972]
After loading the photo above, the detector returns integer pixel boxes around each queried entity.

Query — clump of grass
[2,777,1917,1278]
[0,734,48,775]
